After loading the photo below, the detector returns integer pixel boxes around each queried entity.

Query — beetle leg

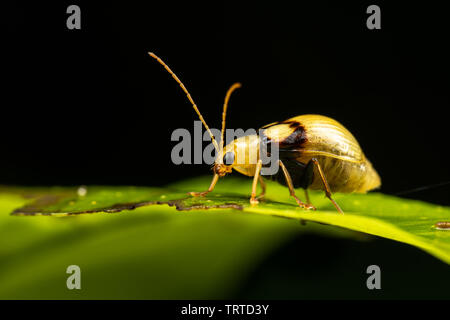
[189,174,219,197]
[310,158,343,214]
[304,189,311,205]
[256,175,266,200]
[250,160,263,205]
[279,160,316,210]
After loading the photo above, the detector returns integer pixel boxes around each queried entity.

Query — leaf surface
[0,176,449,299]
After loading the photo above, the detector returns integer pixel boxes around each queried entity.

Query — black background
[2,1,450,205]
[1,1,450,299]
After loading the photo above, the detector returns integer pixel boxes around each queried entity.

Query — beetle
[149,52,381,213]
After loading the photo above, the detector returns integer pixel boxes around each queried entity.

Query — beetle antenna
[220,83,242,152]
[148,52,220,152]
[394,181,450,196]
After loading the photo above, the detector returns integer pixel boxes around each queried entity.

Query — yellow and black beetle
[149,53,381,213]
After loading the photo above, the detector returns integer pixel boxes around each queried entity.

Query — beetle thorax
[213,134,260,177]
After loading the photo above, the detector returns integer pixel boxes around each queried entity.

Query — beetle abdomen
[261,114,381,193]
[308,156,381,193]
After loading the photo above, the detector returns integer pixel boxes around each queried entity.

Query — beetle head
[213,149,235,177]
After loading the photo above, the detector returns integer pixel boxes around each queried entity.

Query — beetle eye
[223,152,235,165]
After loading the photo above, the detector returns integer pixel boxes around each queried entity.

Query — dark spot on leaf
[168,201,243,211]
[11,195,243,216]
[11,194,68,215]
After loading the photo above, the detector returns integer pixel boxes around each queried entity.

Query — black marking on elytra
[262,120,301,129]
[279,124,307,148]
[259,127,314,190]
[261,121,307,148]
[279,120,301,129]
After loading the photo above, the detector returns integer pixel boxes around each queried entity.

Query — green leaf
[0,176,449,299]
[174,177,450,264]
